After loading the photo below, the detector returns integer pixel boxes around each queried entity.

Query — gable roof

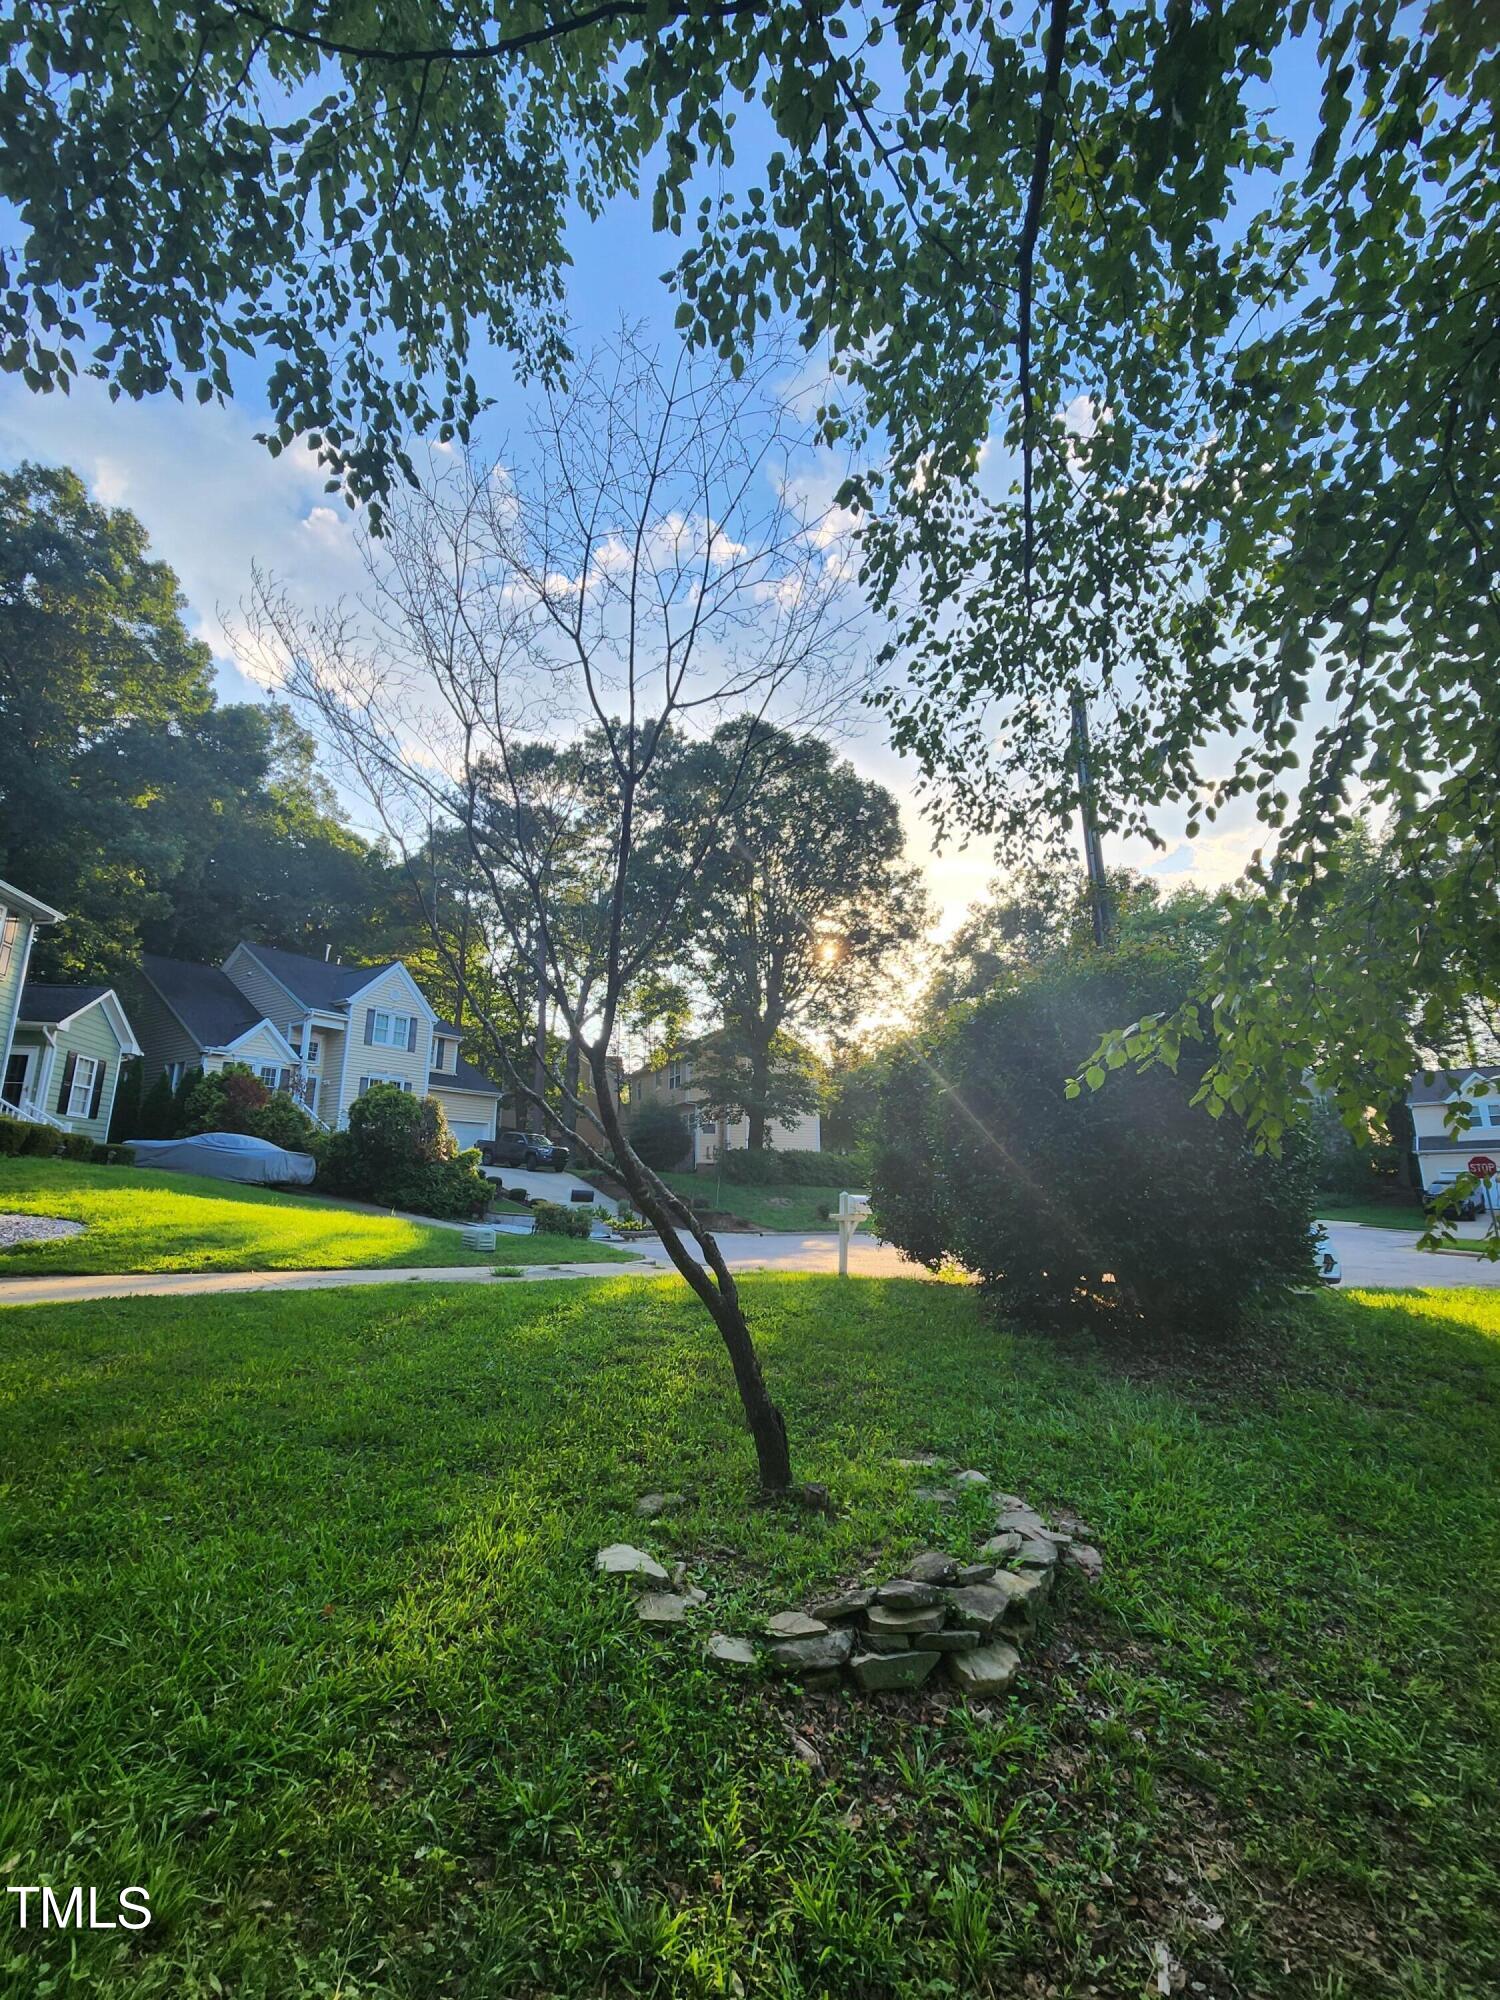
[140,954,267,1051]
[20,982,109,1025]
[234,941,406,1010]
[20,982,143,1056]
[1408,1065,1500,1105]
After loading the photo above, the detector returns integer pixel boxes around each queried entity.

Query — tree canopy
[681,723,928,1147]
[2,2,1494,1136]
[0,462,399,978]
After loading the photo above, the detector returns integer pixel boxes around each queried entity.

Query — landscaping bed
[0,1274,1495,1995]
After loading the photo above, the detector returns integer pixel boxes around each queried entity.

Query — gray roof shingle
[238,942,402,1009]
[1408,1065,1500,1105]
[19,982,109,1025]
[140,955,267,1050]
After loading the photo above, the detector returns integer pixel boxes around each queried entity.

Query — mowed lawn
[1,1277,1496,1997]
[0,1158,633,1275]
[661,1170,848,1231]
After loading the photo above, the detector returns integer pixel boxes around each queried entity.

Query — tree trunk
[530,928,548,1133]
[746,1038,772,1150]
[590,1049,792,1491]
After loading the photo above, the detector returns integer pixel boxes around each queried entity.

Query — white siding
[335,967,432,1125]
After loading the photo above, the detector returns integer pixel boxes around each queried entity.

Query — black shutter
[363,1009,375,1045]
[56,1052,77,1114]
[89,1061,107,1119]
[407,1016,418,1053]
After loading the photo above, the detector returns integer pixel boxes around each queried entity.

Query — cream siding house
[1407,1067,1500,1209]
[7,985,142,1142]
[134,943,503,1136]
[624,1041,821,1167]
[0,876,63,1107]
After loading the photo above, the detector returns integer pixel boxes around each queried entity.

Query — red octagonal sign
[1468,1154,1498,1179]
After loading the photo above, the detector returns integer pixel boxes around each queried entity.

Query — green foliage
[0,464,405,982]
[0,1274,1495,1992]
[875,950,1316,1336]
[711,1147,865,1189]
[132,1070,179,1141]
[4,3,1485,1135]
[529,1200,593,1240]
[682,723,928,1146]
[246,1091,321,1154]
[181,1062,269,1136]
[627,1102,692,1173]
[318,1084,488,1220]
[0,1113,37,1156]
[106,1054,142,1145]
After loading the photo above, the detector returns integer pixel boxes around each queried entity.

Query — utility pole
[1071,690,1111,948]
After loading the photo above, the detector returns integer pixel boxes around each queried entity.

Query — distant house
[2,876,142,1140]
[1406,1066,1500,1200]
[624,1034,821,1168]
[133,942,505,1139]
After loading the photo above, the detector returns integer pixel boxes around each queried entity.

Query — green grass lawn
[1,1274,1495,1997]
[661,1170,847,1231]
[0,1158,634,1275]
[1315,1198,1428,1230]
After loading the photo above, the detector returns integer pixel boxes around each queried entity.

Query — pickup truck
[481,1130,571,1173]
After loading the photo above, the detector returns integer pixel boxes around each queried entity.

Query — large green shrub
[0,1114,31,1156]
[318,1084,488,1220]
[872,949,1316,1336]
[628,1102,692,1171]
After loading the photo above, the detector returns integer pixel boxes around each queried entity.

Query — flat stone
[954,1562,995,1586]
[876,1578,944,1610]
[800,1669,843,1692]
[942,1583,1012,1635]
[993,1505,1049,1538]
[595,1543,670,1585]
[947,1638,1022,1696]
[979,1531,1023,1562]
[914,1485,956,1506]
[766,1610,827,1640]
[859,1629,913,1654]
[635,1591,690,1626]
[705,1633,758,1669]
[849,1649,941,1692]
[1065,1542,1104,1581]
[634,1492,685,1518]
[926,1627,982,1653]
[1054,1509,1097,1540]
[1014,1535,1060,1570]
[902,1551,961,1585]
[680,1585,708,1608]
[894,1453,944,1468]
[808,1587,875,1622]
[952,1469,990,1489]
[991,1567,1050,1624]
[766,1628,854,1676]
[865,1602,946,1637]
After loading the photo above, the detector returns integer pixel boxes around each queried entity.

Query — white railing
[1,1092,69,1131]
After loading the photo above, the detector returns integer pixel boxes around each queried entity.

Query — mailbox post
[837,1190,871,1277]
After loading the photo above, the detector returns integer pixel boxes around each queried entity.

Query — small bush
[183,1062,270,1136]
[629,1102,693,1171]
[18,1121,61,1158]
[58,1133,95,1160]
[247,1091,320,1153]
[0,1114,31,1156]
[872,947,1316,1338]
[531,1200,594,1239]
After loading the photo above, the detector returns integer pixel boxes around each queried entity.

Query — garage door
[448,1120,489,1149]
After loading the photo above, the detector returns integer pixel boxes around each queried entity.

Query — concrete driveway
[1318,1218,1500,1290]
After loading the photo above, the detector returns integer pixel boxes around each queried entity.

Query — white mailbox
[837,1190,872,1276]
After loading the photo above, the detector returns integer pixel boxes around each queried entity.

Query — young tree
[5,3,1488,1149]
[682,724,928,1148]
[249,336,851,1491]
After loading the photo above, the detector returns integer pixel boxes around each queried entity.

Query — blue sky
[0,35,1329,938]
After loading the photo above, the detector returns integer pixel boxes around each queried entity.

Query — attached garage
[427,1024,505,1153]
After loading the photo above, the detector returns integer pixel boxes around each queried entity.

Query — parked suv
[482,1130,571,1173]
[1422,1174,1483,1221]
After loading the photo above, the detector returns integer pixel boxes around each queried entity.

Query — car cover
[127,1131,317,1185]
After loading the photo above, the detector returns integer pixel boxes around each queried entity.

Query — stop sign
[1469,1155,1497,1179]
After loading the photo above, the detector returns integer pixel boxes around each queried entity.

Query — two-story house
[1,876,142,1141]
[1406,1066,1500,1208]
[624,1033,821,1168]
[134,942,505,1141]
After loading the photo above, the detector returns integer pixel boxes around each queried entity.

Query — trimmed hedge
[704,1147,867,1188]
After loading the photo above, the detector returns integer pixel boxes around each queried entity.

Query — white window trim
[369,1010,416,1050]
[359,1071,412,1094]
[67,1055,100,1119]
[0,908,19,979]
